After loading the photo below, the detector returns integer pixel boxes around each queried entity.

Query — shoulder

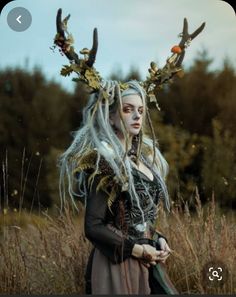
[73,149,98,175]
[74,145,120,206]
[73,142,115,176]
[97,142,116,176]
[73,149,114,187]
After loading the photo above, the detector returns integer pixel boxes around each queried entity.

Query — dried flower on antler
[53,8,102,92]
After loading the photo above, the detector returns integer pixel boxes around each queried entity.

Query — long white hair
[58,80,170,215]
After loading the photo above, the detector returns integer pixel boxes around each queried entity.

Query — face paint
[110,94,144,137]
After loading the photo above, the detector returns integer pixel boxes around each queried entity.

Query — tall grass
[157,189,236,294]
[0,191,235,294]
[0,207,90,294]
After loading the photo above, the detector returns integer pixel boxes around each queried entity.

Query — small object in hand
[142,245,153,261]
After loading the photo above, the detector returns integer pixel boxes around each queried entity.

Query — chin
[129,128,140,136]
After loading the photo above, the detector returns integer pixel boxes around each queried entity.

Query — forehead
[122,94,143,107]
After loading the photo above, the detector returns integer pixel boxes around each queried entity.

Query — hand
[157,237,171,263]
[142,244,165,266]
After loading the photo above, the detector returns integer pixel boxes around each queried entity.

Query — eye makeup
[123,104,144,114]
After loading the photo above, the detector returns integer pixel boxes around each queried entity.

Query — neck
[117,133,140,165]
[116,132,132,151]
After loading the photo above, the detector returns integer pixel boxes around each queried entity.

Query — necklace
[127,135,139,163]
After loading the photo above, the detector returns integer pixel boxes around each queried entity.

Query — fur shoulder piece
[73,149,98,174]
[73,148,120,211]
[73,148,115,176]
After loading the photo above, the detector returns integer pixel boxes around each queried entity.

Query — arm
[85,176,165,264]
[84,174,135,264]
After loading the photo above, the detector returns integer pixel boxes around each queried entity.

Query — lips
[131,123,140,128]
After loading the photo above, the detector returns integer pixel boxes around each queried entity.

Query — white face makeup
[110,94,144,137]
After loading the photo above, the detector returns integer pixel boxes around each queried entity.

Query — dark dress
[84,165,178,294]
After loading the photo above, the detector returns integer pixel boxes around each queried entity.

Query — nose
[133,110,141,120]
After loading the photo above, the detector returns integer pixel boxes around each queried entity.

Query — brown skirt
[91,248,151,294]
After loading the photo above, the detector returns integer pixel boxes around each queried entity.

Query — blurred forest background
[0,50,236,213]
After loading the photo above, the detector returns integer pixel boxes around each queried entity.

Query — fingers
[151,253,170,265]
[141,244,172,265]
[151,251,168,262]
[160,253,170,260]
[159,250,169,257]
[142,253,170,267]
[156,249,171,263]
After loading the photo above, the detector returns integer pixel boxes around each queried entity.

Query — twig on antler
[143,18,205,109]
[175,18,206,67]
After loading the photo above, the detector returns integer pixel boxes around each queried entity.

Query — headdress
[52,8,205,110]
[55,9,205,212]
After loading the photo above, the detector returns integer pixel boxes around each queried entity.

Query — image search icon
[7,7,32,32]
[208,267,223,281]
[202,259,229,289]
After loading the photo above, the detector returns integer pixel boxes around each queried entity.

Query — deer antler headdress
[53,8,205,109]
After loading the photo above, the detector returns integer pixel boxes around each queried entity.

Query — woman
[55,9,205,294]
[59,80,178,294]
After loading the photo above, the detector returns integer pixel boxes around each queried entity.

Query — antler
[53,8,101,91]
[55,8,98,67]
[53,11,205,110]
[175,18,205,67]
[143,18,205,109]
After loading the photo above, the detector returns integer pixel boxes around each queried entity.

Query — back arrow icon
[16,15,22,24]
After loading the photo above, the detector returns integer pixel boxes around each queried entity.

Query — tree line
[0,51,235,212]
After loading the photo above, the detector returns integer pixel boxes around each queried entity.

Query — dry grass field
[0,193,235,294]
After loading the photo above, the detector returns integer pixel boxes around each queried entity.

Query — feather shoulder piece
[73,146,121,212]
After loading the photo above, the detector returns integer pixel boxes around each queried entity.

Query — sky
[0,0,236,93]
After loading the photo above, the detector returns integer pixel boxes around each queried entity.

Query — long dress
[84,162,178,294]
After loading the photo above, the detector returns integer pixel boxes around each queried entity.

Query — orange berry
[171,46,182,54]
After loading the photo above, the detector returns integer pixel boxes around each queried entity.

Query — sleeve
[155,230,169,244]
[84,174,135,264]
